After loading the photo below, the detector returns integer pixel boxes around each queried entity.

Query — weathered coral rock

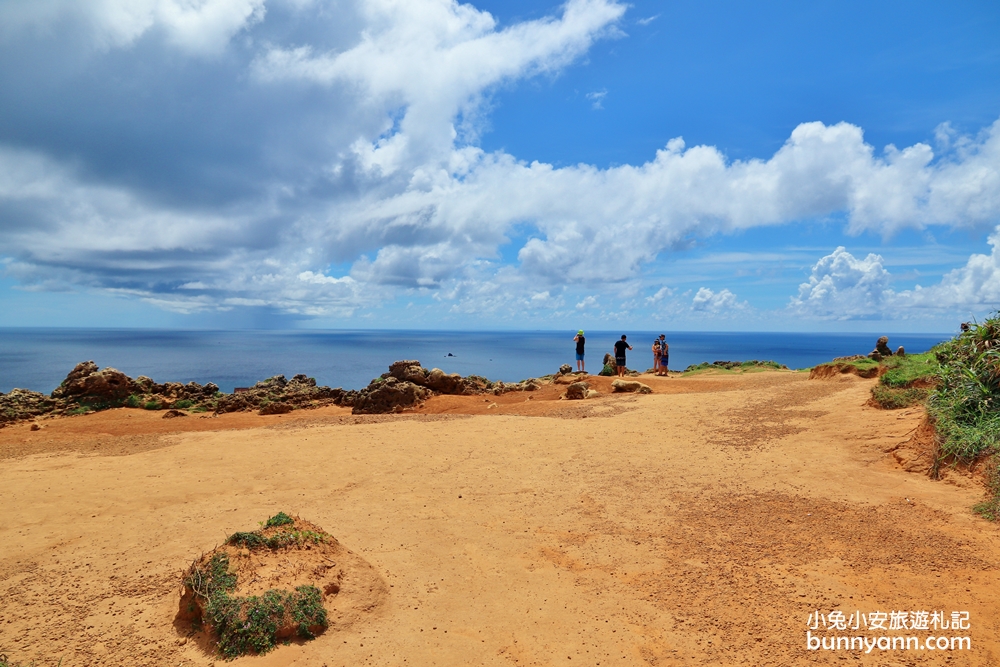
[558,364,573,375]
[0,389,59,426]
[425,367,463,393]
[611,379,652,394]
[162,409,188,419]
[214,374,342,414]
[869,336,894,360]
[259,402,293,415]
[897,346,906,357]
[565,381,589,400]
[51,361,137,403]
[352,377,430,414]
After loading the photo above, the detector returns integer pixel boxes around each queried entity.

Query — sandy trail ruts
[2,370,999,666]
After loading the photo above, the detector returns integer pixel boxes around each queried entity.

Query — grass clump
[871,385,929,409]
[868,351,940,409]
[924,314,1000,519]
[879,352,939,388]
[143,400,162,410]
[928,316,1000,462]
[125,394,142,408]
[227,513,328,550]
[206,586,327,659]
[174,399,194,409]
[266,511,294,527]
[684,360,787,373]
[0,655,38,667]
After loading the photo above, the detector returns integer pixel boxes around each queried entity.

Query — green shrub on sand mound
[180,513,335,659]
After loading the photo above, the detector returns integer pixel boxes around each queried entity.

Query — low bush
[173,399,194,409]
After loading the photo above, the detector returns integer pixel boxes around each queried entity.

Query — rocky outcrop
[1,362,349,427]
[213,374,343,414]
[611,379,652,394]
[868,336,894,361]
[351,377,430,414]
[1,359,551,424]
[258,401,293,415]
[51,361,138,404]
[565,381,589,400]
[558,364,573,375]
[0,388,60,426]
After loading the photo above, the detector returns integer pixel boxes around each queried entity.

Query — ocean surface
[0,328,951,394]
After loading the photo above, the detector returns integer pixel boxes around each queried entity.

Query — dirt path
[1,370,998,666]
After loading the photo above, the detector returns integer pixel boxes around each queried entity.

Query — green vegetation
[206,585,327,658]
[266,511,294,527]
[143,400,162,410]
[684,360,787,373]
[0,657,59,667]
[184,515,330,659]
[879,352,939,388]
[920,314,1000,519]
[928,316,1000,463]
[125,394,143,408]
[228,528,327,550]
[871,384,929,409]
[867,351,939,409]
[173,399,194,409]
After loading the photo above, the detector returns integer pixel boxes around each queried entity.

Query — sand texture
[2,370,999,665]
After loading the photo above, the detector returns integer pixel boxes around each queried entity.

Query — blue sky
[0,0,998,331]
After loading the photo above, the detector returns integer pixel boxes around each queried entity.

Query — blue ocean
[0,328,951,394]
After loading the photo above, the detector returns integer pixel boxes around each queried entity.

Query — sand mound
[177,513,386,659]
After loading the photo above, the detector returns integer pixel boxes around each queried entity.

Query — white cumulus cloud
[789,247,893,319]
[691,287,746,313]
[901,226,1000,309]
[0,0,999,322]
[0,0,267,53]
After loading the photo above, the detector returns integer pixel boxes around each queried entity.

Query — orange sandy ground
[2,370,999,666]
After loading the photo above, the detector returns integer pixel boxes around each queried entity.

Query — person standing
[658,334,669,376]
[613,335,632,377]
[652,338,662,374]
[573,330,586,372]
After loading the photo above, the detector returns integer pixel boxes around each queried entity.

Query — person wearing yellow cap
[573,330,586,373]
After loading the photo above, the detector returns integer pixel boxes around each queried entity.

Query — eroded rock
[611,379,652,394]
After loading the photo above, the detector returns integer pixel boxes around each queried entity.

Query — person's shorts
[661,353,668,368]
[615,356,626,367]
[575,353,584,361]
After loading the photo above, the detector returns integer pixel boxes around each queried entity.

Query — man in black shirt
[613,335,632,377]
[573,330,586,372]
